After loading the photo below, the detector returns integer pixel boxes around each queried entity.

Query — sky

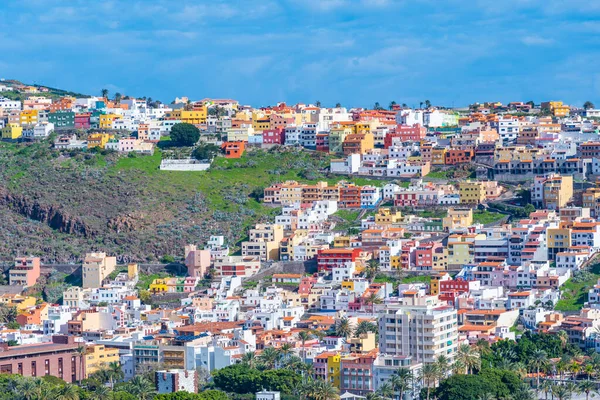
[0,0,599,108]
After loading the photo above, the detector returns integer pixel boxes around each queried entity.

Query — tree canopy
[170,123,201,146]
[192,143,221,161]
[211,364,301,394]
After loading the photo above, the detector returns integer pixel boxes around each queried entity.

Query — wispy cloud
[521,35,554,46]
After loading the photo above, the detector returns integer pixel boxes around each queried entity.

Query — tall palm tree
[365,259,380,282]
[578,380,597,400]
[354,321,378,336]
[419,102,423,109]
[107,361,124,389]
[389,101,397,111]
[114,92,122,104]
[241,351,258,369]
[557,330,569,350]
[335,317,353,340]
[565,382,580,398]
[419,364,439,400]
[424,100,431,108]
[530,350,549,391]
[391,367,413,400]
[583,101,595,110]
[569,361,581,381]
[101,89,109,99]
[367,393,383,400]
[377,382,394,400]
[541,380,553,400]
[74,345,86,383]
[298,330,314,363]
[363,292,383,313]
[315,101,322,108]
[127,376,156,400]
[456,344,480,374]
[259,347,281,369]
[374,102,382,110]
[436,355,450,380]
[19,378,41,400]
[278,343,294,360]
[335,103,342,108]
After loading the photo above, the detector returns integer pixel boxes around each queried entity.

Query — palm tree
[436,355,450,379]
[335,317,353,339]
[551,384,570,400]
[424,100,431,108]
[89,385,110,400]
[583,101,595,110]
[391,367,413,400]
[565,381,580,398]
[298,330,314,363]
[114,92,122,104]
[279,343,294,360]
[74,345,86,383]
[315,101,322,108]
[101,89,109,99]
[578,380,596,400]
[541,380,553,400]
[389,101,397,111]
[19,378,41,400]
[456,344,480,374]
[365,259,380,282]
[377,382,394,399]
[363,292,383,313]
[107,361,124,389]
[530,350,548,391]
[419,102,423,109]
[557,330,569,350]
[127,376,156,400]
[479,393,495,400]
[569,361,581,381]
[354,321,378,336]
[374,102,382,110]
[241,351,258,369]
[335,103,342,108]
[401,103,407,108]
[313,378,339,400]
[419,364,439,400]
[367,393,383,400]
[259,346,281,369]
[57,383,80,400]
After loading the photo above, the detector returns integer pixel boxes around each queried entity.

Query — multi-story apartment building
[241,224,284,261]
[82,252,117,289]
[532,174,573,210]
[378,296,458,364]
[9,257,41,288]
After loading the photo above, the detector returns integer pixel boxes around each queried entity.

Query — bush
[171,123,200,146]
[192,144,220,161]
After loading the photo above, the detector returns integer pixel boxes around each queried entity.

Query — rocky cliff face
[0,187,92,237]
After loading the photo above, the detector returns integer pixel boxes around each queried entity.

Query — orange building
[222,141,245,158]
[342,133,374,155]
[445,148,474,165]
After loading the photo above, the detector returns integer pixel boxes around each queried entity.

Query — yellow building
[459,181,486,205]
[547,224,572,259]
[390,255,402,270]
[19,109,39,126]
[149,278,168,293]
[99,113,120,129]
[375,208,402,225]
[541,101,570,117]
[347,332,377,353]
[430,272,451,296]
[443,207,473,230]
[538,174,573,210]
[1,123,23,139]
[0,294,36,310]
[431,147,447,165]
[181,108,207,124]
[252,118,270,132]
[447,233,486,267]
[327,353,341,387]
[333,236,351,248]
[583,188,600,218]
[433,248,448,271]
[87,133,114,149]
[84,344,120,378]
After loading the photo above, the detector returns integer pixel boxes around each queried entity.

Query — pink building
[184,245,211,278]
[74,113,91,129]
[119,138,137,152]
[262,128,285,145]
[10,257,41,288]
[414,242,444,270]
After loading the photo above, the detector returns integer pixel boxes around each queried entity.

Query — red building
[339,185,362,208]
[439,279,479,306]
[340,351,377,395]
[444,148,474,165]
[317,248,362,272]
[0,335,83,383]
[316,133,329,152]
[384,124,426,148]
[262,128,285,145]
[414,242,444,270]
[74,113,91,129]
[298,276,318,294]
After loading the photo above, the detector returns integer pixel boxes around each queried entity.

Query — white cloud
[521,35,554,46]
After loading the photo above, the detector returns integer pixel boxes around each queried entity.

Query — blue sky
[1,0,599,108]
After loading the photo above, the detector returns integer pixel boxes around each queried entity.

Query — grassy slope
[0,141,384,262]
[555,264,600,311]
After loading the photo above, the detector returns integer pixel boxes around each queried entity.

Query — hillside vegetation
[0,140,381,263]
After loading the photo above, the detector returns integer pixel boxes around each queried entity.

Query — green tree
[354,320,378,336]
[315,101,321,108]
[192,143,220,161]
[389,101,397,110]
[425,100,431,108]
[259,347,281,369]
[170,123,200,146]
[390,367,413,400]
[127,376,156,400]
[374,102,382,110]
[578,380,597,400]
[583,101,595,110]
[363,291,383,313]
[376,382,394,399]
[241,351,258,369]
[335,103,341,108]
[456,344,480,374]
[101,88,109,99]
[297,330,314,363]
[334,317,353,339]
[114,92,122,104]
[419,364,439,400]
